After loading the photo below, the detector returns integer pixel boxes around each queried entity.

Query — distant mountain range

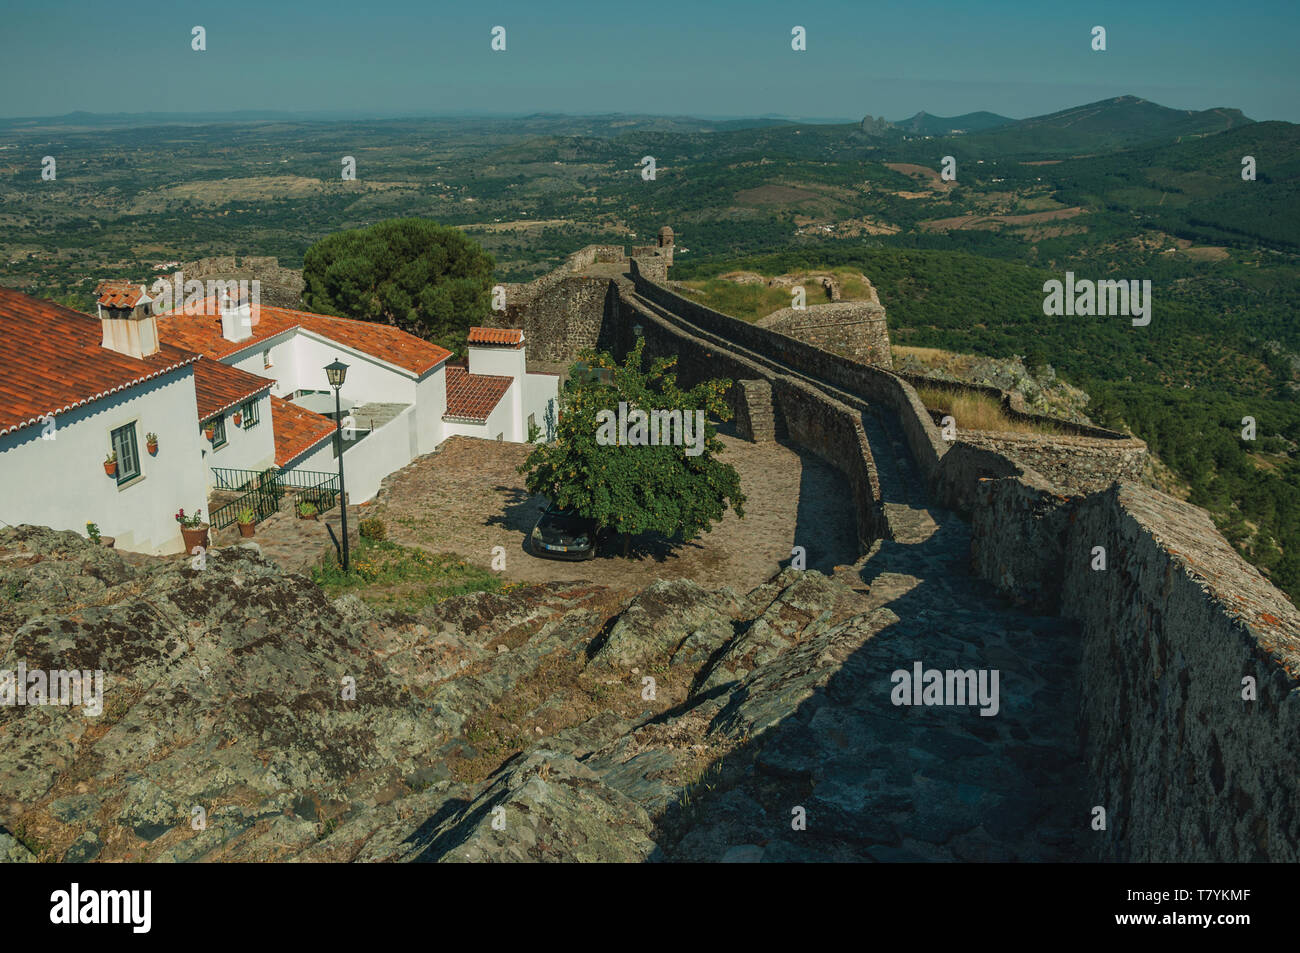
[861,96,1257,154]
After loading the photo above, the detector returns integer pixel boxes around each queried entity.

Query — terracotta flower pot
[232,413,242,427]
[238,521,256,538]
[147,441,158,455]
[104,461,117,477]
[181,525,210,552]
[204,427,215,441]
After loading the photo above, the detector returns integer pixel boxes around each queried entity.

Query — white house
[0,281,559,555]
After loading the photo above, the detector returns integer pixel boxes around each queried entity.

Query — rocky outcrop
[0,522,1088,862]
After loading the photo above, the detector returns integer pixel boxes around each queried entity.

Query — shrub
[359,517,386,541]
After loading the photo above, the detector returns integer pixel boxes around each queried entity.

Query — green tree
[301,218,494,354]
[518,339,746,554]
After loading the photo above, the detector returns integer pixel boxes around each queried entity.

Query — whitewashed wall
[281,406,415,505]
[413,365,448,454]
[442,384,515,444]
[290,332,419,404]
[522,374,560,442]
[200,391,276,488]
[0,368,208,555]
[224,330,296,399]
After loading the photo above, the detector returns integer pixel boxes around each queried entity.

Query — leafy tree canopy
[518,339,745,549]
[301,218,494,354]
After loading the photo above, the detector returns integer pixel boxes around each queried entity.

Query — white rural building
[0,282,558,554]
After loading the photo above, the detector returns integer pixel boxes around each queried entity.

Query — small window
[240,399,259,428]
[209,414,227,448]
[262,348,273,368]
[111,423,141,485]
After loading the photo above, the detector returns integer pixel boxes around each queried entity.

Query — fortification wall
[629,266,949,484]
[756,301,892,366]
[954,430,1146,496]
[622,289,886,547]
[502,276,615,362]
[972,476,1300,861]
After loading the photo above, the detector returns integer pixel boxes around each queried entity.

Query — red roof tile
[0,286,200,437]
[193,358,274,422]
[155,299,452,376]
[443,366,512,423]
[269,395,336,467]
[467,326,524,347]
[95,279,148,309]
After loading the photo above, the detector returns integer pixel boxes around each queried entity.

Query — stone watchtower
[657,225,674,248]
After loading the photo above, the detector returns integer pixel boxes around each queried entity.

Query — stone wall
[972,476,1300,861]
[629,267,949,484]
[623,290,886,549]
[756,300,892,366]
[502,275,616,362]
[955,430,1147,496]
[179,256,305,309]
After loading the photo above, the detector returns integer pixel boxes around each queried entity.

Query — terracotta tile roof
[270,395,336,467]
[155,299,452,376]
[193,358,274,422]
[443,366,512,423]
[0,286,200,438]
[467,326,525,347]
[95,279,148,309]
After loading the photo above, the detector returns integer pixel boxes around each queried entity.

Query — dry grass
[913,385,1064,435]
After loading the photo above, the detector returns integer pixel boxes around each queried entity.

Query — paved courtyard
[368,433,860,592]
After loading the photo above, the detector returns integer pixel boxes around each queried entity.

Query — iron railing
[208,466,339,529]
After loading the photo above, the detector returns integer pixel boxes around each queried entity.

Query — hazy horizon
[3,0,1298,123]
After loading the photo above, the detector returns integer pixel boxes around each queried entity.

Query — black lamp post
[325,358,350,572]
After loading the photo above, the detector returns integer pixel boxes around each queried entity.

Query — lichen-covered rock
[590,579,737,669]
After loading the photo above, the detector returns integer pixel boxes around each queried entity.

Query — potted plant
[236,507,256,538]
[176,508,209,552]
[103,451,117,477]
[146,432,159,455]
[297,501,319,521]
[204,424,215,441]
[232,412,242,428]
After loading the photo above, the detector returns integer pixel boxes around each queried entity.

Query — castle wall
[501,276,616,363]
[954,430,1147,496]
[971,476,1300,861]
[756,301,892,366]
[625,291,886,549]
[628,266,949,486]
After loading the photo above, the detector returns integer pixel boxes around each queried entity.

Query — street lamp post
[325,358,350,572]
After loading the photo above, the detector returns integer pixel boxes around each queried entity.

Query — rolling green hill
[892,110,1014,136]
[927,95,1254,158]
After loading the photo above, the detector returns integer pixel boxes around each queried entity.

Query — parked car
[529,504,604,560]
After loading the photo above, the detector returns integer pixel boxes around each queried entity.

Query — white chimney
[219,289,254,343]
[97,286,160,359]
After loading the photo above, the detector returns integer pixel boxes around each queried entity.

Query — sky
[3,0,1298,123]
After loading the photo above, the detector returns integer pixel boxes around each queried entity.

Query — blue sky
[3,0,1297,122]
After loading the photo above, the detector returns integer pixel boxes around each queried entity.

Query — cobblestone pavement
[369,434,861,593]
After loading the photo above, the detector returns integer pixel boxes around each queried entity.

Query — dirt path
[369,434,860,593]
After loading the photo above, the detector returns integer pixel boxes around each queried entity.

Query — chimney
[218,287,254,343]
[96,282,160,359]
